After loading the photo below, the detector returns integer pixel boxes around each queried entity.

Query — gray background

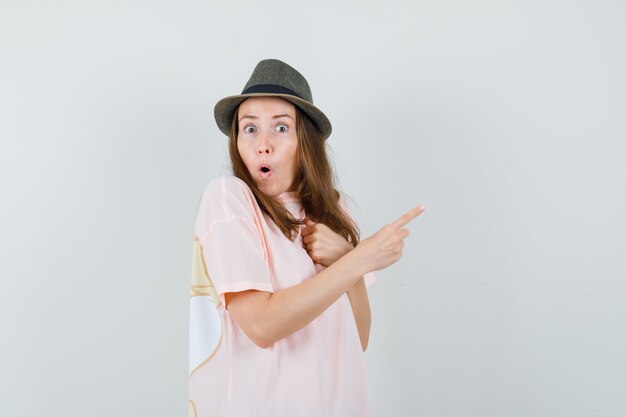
[1,0,624,416]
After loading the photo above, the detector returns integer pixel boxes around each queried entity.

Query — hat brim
[214,93,332,141]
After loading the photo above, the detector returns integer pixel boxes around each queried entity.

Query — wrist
[342,244,369,278]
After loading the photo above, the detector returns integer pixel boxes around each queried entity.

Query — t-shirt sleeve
[194,176,274,308]
[338,193,377,287]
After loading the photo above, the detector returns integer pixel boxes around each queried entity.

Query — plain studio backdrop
[1,0,624,416]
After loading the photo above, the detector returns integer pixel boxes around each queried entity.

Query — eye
[243,125,256,134]
[275,124,288,133]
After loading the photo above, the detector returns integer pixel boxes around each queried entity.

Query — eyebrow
[238,114,295,122]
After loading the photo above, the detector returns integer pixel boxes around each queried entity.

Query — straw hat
[214,58,332,140]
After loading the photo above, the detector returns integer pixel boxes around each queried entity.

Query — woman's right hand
[353,205,426,274]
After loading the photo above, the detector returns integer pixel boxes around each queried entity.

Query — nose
[256,131,272,154]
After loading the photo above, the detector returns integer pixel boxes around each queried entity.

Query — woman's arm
[346,276,372,351]
[299,219,372,351]
[227,205,421,349]
[225,248,368,348]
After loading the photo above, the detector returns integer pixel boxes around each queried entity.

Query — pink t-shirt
[188,174,376,417]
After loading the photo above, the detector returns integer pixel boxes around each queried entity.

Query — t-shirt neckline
[277,191,299,203]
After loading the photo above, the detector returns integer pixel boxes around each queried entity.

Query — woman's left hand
[301,217,353,267]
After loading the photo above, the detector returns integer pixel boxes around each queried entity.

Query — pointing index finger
[390,205,426,229]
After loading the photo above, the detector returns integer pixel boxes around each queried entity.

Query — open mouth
[259,164,272,177]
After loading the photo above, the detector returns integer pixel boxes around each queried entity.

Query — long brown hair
[228,99,361,247]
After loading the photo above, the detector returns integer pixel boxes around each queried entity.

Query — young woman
[188,58,425,417]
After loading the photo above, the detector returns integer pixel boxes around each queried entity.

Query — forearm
[347,276,372,351]
[259,249,366,347]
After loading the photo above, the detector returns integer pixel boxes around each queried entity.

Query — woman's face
[237,96,299,197]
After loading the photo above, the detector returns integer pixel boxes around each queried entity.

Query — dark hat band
[241,84,305,100]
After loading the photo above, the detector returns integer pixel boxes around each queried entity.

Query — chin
[256,181,277,197]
